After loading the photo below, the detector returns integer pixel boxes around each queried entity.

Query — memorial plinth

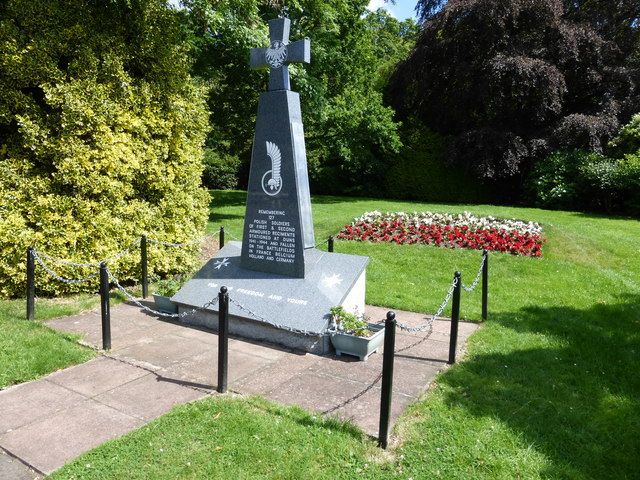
[173,17,369,354]
[172,242,367,354]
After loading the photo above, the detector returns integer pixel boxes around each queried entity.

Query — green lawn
[51,191,640,479]
[0,295,97,388]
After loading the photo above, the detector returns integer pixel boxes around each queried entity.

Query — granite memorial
[172,16,369,354]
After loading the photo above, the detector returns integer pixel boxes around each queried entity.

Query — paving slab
[0,381,86,434]
[0,301,478,474]
[0,399,143,474]
[0,449,40,480]
[47,357,148,397]
[94,374,205,421]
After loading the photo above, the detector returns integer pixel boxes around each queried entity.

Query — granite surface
[172,242,368,337]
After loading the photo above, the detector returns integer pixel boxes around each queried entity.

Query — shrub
[529,149,640,215]
[529,151,586,209]
[0,0,210,298]
[202,149,241,190]
[613,154,640,215]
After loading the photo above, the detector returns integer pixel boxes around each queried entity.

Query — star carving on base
[214,257,230,270]
[321,273,343,288]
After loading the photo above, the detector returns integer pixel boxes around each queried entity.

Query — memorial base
[172,242,368,354]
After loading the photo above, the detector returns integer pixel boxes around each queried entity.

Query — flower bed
[337,211,543,257]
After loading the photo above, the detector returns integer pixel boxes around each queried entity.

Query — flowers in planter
[337,211,543,257]
[153,275,188,297]
[330,306,372,337]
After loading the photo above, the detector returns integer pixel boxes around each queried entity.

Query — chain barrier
[223,229,242,241]
[106,268,218,319]
[322,313,439,415]
[32,250,100,284]
[35,251,100,268]
[32,238,142,269]
[31,233,206,270]
[323,371,383,414]
[395,276,458,334]
[461,254,486,293]
[146,237,205,248]
[228,297,327,336]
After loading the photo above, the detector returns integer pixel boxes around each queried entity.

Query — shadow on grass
[209,190,247,207]
[435,294,640,478]
[248,396,368,442]
[208,212,244,224]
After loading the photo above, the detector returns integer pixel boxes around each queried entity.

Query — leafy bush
[612,154,640,215]
[529,149,640,215]
[0,1,210,298]
[529,151,585,209]
[330,306,371,337]
[202,149,241,190]
[153,276,188,297]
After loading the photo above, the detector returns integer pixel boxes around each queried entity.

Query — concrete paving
[0,301,478,476]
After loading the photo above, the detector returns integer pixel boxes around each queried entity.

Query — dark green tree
[389,0,639,192]
[181,0,416,194]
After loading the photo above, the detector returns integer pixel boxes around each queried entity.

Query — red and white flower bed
[337,211,543,257]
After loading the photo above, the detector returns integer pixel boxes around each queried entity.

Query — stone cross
[250,18,310,91]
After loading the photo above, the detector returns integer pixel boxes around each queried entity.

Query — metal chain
[102,238,142,264]
[396,276,458,333]
[322,371,383,414]
[322,320,439,415]
[223,229,242,241]
[33,238,142,268]
[35,251,100,268]
[107,268,218,319]
[461,254,486,293]
[228,297,326,336]
[146,237,205,248]
[32,250,100,284]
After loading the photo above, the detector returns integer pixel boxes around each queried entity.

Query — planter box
[330,323,385,361]
[152,294,178,314]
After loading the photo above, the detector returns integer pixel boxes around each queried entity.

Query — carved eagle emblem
[265,40,288,68]
[266,141,281,191]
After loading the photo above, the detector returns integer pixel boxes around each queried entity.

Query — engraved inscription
[247,209,297,264]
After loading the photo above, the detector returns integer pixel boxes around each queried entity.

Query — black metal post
[448,272,462,364]
[219,226,225,249]
[217,286,229,393]
[100,262,111,351]
[378,311,396,449]
[141,235,148,299]
[328,236,334,253]
[481,250,488,321]
[26,247,35,320]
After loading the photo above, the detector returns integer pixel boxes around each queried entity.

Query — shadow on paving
[432,294,640,478]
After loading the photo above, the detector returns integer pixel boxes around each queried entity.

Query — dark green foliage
[385,122,490,203]
[202,149,241,190]
[390,0,639,192]
[181,1,416,194]
[529,145,640,215]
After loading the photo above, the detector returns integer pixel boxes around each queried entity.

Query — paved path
[0,302,478,476]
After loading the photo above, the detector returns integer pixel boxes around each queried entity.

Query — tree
[0,0,210,297]
[181,0,416,194]
[390,0,639,192]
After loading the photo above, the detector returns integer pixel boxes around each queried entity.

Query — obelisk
[240,17,314,278]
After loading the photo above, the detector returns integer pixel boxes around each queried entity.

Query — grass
[54,192,640,479]
[16,191,640,477]
[50,396,381,480]
[0,294,97,388]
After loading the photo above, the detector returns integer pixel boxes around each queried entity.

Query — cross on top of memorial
[249,18,310,91]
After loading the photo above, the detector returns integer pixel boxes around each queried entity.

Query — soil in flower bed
[336,211,543,257]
